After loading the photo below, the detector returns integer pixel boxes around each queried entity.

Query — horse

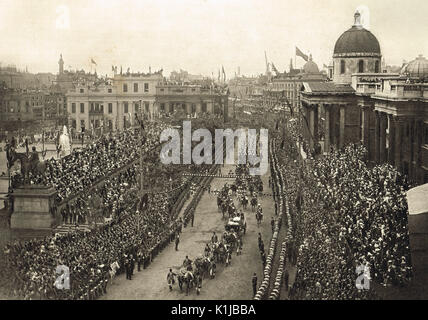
[209,260,216,279]
[225,249,232,266]
[183,270,194,295]
[6,148,46,184]
[241,196,248,210]
[109,261,120,285]
[194,257,210,279]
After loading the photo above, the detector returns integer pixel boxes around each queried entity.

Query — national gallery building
[300,12,428,185]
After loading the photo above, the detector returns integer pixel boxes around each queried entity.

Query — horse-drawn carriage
[225,216,246,235]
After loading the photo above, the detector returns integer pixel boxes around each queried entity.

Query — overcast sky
[0,0,427,77]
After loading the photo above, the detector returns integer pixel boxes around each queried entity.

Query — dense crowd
[1,187,184,300]
[59,165,139,225]
[11,122,168,204]
[276,117,412,300]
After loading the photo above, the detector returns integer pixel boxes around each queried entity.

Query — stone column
[331,105,337,149]
[309,106,315,150]
[394,116,403,172]
[313,104,319,147]
[388,114,395,165]
[339,105,345,149]
[362,106,370,152]
[379,112,387,163]
[324,105,331,154]
[374,111,380,163]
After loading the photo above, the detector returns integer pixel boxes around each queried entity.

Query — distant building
[66,70,228,134]
[265,55,327,112]
[155,81,227,116]
[0,65,55,90]
[170,69,206,82]
[0,89,45,122]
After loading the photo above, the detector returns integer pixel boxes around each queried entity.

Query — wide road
[101,163,277,300]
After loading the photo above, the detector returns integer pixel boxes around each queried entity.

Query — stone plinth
[11,186,58,230]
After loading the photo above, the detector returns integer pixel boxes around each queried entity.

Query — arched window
[340,60,346,74]
[375,60,380,73]
[358,60,364,73]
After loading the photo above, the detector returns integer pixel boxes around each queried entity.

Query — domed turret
[333,11,382,84]
[334,12,381,57]
[401,55,428,79]
[303,54,320,74]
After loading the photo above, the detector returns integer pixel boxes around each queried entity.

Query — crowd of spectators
[1,189,182,300]
[11,122,167,204]
[275,117,412,300]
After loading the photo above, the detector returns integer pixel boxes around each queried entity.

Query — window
[160,103,165,112]
[80,120,85,130]
[108,88,112,93]
[80,103,84,113]
[375,60,380,73]
[145,102,149,113]
[135,103,140,113]
[134,83,138,92]
[123,84,128,93]
[72,120,76,129]
[124,102,128,113]
[80,88,84,93]
[108,103,113,114]
[144,83,149,92]
[340,60,345,74]
[202,103,207,113]
[191,104,196,113]
[72,103,76,113]
[358,60,364,73]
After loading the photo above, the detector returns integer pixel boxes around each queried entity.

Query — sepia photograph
[0,0,427,309]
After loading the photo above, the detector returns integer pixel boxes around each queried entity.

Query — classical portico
[373,98,426,183]
[300,82,357,154]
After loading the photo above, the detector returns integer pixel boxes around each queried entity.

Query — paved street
[102,163,279,300]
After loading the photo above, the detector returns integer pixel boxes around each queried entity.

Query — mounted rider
[183,255,193,271]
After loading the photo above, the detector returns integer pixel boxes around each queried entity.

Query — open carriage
[225,216,246,235]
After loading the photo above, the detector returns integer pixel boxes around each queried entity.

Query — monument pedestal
[11,186,58,230]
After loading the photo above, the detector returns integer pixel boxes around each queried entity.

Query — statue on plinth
[5,140,46,185]
[57,125,72,157]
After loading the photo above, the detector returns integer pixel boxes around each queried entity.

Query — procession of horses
[167,164,264,296]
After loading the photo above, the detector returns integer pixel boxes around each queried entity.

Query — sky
[0,0,427,77]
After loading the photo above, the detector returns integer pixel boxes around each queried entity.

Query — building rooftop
[301,82,355,94]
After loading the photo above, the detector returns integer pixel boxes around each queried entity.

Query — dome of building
[303,54,320,73]
[401,55,428,78]
[333,12,381,56]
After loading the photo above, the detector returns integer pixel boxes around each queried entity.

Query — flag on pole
[91,58,97,65]
[222,65,226,82]
[295,47,308,62]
